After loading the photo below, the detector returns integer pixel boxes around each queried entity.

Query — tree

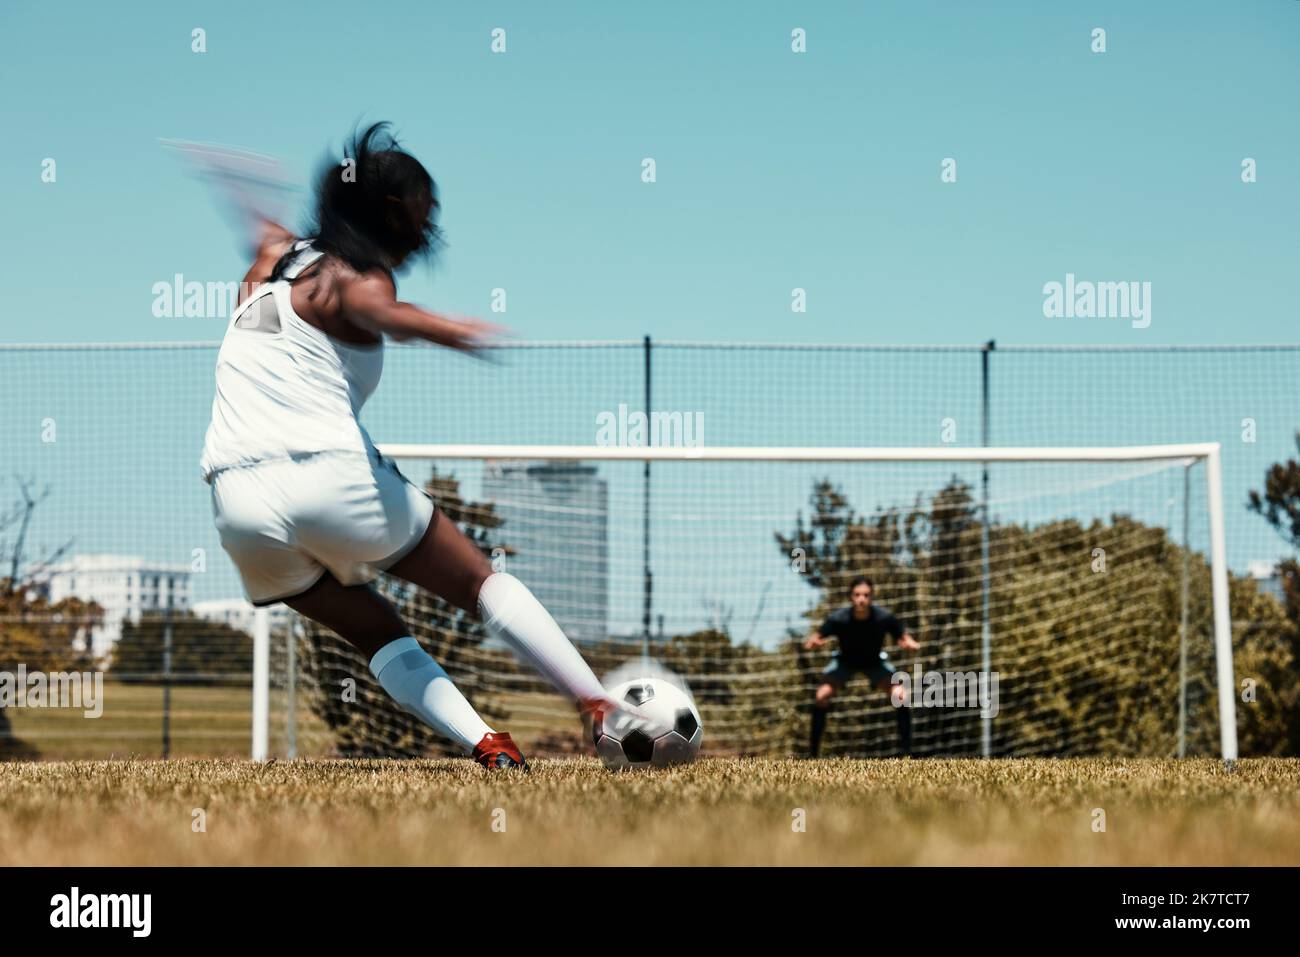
[0,480,90,758]
[1248,431,1300,752]
[111,612,253,685]
[1248,433,1300,548]
[773,476,1299,757]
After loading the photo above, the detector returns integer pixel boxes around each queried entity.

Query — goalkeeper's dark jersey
[818,605,905,665]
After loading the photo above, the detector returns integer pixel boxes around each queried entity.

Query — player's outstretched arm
[341,271,505,352]
[896,630,921,651]
[803,630,826,650]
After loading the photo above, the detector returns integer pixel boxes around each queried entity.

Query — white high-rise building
[41,555,192,658]
[482,461,609,644]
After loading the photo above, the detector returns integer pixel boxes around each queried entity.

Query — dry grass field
[1,757,1298,866]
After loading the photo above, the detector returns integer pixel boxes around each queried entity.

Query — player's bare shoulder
[276,254,386,346]
[333,263,404,341]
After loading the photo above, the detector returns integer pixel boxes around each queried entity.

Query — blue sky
[2,0,1297,345]
[1,2,1298,639]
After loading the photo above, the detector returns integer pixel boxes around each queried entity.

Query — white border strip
[378,442,1220,464]
[3,341,1298,354]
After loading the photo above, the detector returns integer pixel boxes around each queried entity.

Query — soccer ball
[593,676,703,771]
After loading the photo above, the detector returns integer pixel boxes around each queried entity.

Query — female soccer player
[199,123,616,769]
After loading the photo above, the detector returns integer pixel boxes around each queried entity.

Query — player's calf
[809,683,836,758]
[368,636,496,754]
[880,678,913,757]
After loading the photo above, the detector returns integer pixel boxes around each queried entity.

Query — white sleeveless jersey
[200,242,385,481]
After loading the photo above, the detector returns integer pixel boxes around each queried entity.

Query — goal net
[275,442,1237,762]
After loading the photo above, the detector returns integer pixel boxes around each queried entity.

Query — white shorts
[209,451,434,606]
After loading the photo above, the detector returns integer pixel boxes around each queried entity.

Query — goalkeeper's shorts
[208,449,434,606]
[822,653,896,688]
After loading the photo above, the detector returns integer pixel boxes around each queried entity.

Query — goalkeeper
[803,576,920,757]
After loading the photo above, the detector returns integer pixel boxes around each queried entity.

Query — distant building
[482,461,609,644]
[1247,560,1285,603]
[41,555,192,658]
[193,598,292,635]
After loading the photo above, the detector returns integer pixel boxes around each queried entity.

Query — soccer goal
[260,442,1237,764]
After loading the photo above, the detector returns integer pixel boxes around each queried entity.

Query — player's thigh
[819,659,855,698]
[873,670,904,702]
[284,573,408,660]
[385,508,493,614]
[294,455,432,575]
[873,667,906,704]
[814,681,839,706]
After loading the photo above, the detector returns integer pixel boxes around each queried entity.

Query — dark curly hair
[272,122,441,281]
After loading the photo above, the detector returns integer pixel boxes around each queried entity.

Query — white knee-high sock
[477,572,607,706]
[368,637,492,753]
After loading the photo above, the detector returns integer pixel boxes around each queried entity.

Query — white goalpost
[254,442,1238,764]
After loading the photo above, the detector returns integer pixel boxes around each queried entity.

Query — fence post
[161,596,173,759]
[286,617,297,759]
[980,339,995,757]
[642,335,653,659]
[252,608,269,762]
[1179,461,1191,758]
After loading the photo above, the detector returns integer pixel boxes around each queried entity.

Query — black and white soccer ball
[593,677,703,771]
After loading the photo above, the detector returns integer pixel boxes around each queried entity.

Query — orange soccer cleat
[472,732,530,771]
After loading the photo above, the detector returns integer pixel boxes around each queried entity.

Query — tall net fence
[1,341,1297,759]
